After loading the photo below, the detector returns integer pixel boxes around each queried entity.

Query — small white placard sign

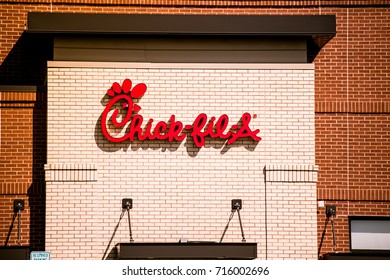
[30,251,50,260]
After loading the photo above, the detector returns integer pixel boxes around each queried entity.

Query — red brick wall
[315,6,390,255]
[316,114,390,255]
[0,195,30,246]
[0,93,34,247]
[316,115,390,193]
[0,90,46,250]
[317,202,390,255]
[0,1,389,258]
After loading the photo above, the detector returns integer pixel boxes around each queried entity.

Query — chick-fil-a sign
[101,79,261,148]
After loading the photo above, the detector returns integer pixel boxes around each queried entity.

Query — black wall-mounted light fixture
[122,198,132,210]
[14,199,25,246]
[102,198,135,259]
[326,205,336,218]
[13,200,25,213]
[122,198,134,243]
[220,199,246,243]
[231,199,242,210]
[319,204,338,257]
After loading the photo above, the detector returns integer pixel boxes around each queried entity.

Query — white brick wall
[45,62,316,259]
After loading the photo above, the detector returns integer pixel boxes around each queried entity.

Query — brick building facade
[0,1,389,259]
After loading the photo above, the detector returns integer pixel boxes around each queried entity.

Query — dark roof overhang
[27,12,336,62]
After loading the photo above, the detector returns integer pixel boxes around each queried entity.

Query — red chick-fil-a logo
[101,79,261,148]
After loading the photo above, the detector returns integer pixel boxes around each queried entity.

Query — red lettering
[167,115,186,142]
[101,81,261,149]
[214,114,231,139]
[143,119,155,140]
[191,113,208,147]
[204,117,216,138]
[128,115,144,141]
[153,121,169,140]
[228,112,261,144]
[101,95,133,143]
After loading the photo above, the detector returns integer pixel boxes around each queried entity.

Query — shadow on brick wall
[27,86,47,251]
[1,31,51,251]
[0,31,52,86]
